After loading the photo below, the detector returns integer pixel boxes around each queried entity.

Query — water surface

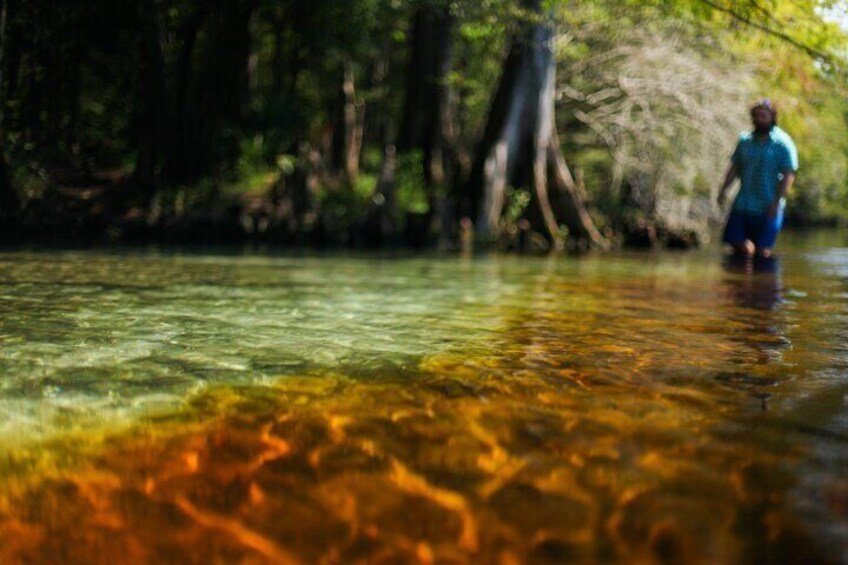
[0,232,846,563]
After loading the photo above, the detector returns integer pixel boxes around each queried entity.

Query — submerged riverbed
[0,231,846,563]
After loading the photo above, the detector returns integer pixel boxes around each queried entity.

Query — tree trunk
[373,4,454,242]
[465,0,606,247]
[547,127,607,246]
[160,0,255,186]
[132,0,169,196]
[161,5,209,186]
[0,0,7,124]
[331,58,362,186]
[0,152,17,214]
[397,4,454,188]
[188,0,255,182]
[366,144,398,243]
[0,0,19,214]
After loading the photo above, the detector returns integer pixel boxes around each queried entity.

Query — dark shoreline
[1,211,843,254]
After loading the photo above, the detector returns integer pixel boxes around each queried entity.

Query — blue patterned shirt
[730,126,799,216]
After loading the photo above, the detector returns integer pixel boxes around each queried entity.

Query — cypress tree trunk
[465,0,606,247]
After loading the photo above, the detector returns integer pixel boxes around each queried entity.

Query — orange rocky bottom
[0,364,833,565]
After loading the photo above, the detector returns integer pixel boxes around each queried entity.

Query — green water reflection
[0,232,846,563]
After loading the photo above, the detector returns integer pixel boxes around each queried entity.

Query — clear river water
[0,230,846,563]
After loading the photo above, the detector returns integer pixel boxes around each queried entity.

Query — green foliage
[504,186,531,225]
[319,181,374,232]
[353,172,379,201]
[394,151,430,215]
[2,0,848,238]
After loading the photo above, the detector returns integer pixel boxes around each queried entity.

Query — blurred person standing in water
[718,99,798,258]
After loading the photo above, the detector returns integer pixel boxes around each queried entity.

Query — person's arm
[717,164,737,206]
[766,171,795,219]
[719,138,744,206]
[767,140,799,218]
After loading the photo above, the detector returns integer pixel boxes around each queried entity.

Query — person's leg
[723,211,755,256]
[736,239,756,256]
[754,205,784,258]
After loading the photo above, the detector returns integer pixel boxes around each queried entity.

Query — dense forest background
[1,0,846,250]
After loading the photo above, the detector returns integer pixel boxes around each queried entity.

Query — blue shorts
[722,207,784,250]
